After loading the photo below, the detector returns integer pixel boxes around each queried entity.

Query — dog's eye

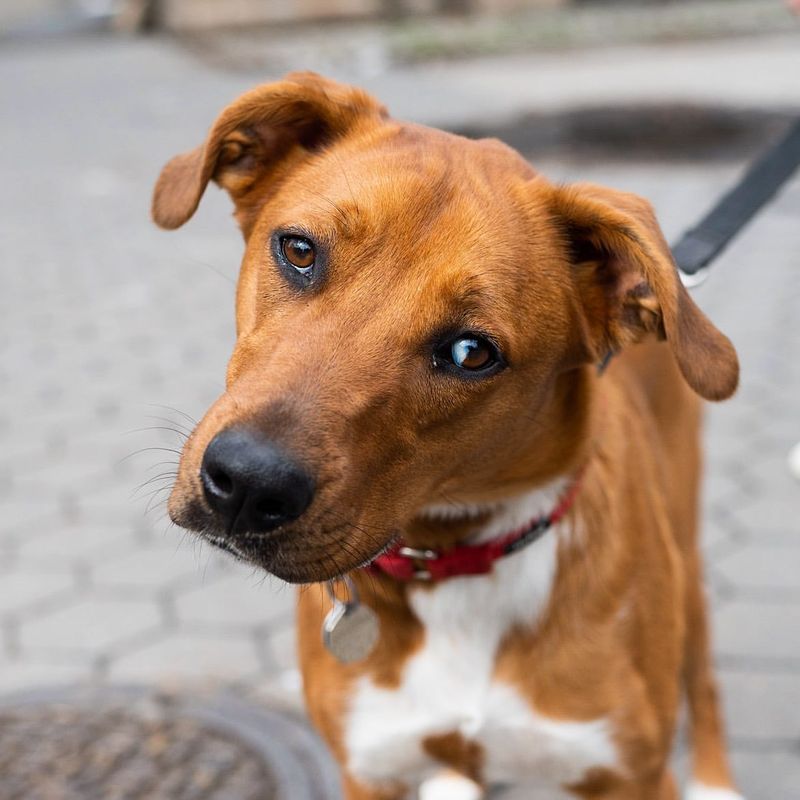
[434,334,502,374]
[451,337,494,370]
[281,236,315,274]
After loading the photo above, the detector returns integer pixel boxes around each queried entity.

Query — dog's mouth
[190,517,397,584]
[204,535,250,561]
[198,527,282,568]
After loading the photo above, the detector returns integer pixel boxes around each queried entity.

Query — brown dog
[152,73,743,800]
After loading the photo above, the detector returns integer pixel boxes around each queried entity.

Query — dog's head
[152,73,738,582]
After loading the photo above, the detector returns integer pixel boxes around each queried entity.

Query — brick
[719,670,800,742]
[15,523,138,563]
[92,541,206,589]
[109,632,262,683]
[715,543,800,594]
[20,596,162,657]
[174,567,296,630]
[263,622,298,673]
[244,666,305,714]
[730,491,800,536]
[712,600,800,662]
[0,657,92,694]
[730,749,800,800]
[0,571,75,616]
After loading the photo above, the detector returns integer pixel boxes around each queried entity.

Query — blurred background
[1,1,798,798]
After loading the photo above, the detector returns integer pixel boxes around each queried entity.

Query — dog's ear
[151,72,386,231]
[548,182,738,401]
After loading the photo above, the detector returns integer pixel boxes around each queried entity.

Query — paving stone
[174,569,296,631]
[716,543,800,594]
[245,668,306,715]
[8,455,117,496]
[0,571,76,616]
[0,658,92,694]
[20,596,162,656]
[109,632,262,683]
[264,623,298,673]
[699,517,734,558]
[730,749,800,800]
[0,494,70,535]
[730,490,800,536]
[701,466,750,504]
[719,669,800,743]
[14,523,138,563]
[738,529,800,547]
[92,541,207,590]
[713,600,800,662]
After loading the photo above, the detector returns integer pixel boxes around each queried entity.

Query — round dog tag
[322,580,380,664]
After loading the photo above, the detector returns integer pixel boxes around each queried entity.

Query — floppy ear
[151,71,386,231]
[548,182,738,401]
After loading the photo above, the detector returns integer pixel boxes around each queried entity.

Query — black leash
[673,117,800,285]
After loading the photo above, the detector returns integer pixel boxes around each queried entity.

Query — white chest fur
[344,489,618,796]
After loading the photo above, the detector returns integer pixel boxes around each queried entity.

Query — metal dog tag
[322,579,379,664]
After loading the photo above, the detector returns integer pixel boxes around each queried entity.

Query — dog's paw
[685,781,746,800]
[419,772,483,800]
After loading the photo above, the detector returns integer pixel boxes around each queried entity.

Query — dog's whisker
[144,459,180,473]
[144,490,171,516]
[137,479,175,497]
[132,472,179,498]
[144,414,195,436]
[144,403,199,427]
[125,426,188,440]
[117,446,184,466]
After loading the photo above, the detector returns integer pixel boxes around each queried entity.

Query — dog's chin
[173,516,391,585]
[199,532,386,584]
[202,533,292,577]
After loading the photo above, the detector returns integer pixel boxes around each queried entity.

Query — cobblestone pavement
[1,32,799,799]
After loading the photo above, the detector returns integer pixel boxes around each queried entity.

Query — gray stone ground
[0,31,799,798]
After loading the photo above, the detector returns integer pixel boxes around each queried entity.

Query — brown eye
[434,333,503,375]
[452,337,492,370]
[281,236,315,273]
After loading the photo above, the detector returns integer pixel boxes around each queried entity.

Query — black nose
[200,428,315,534]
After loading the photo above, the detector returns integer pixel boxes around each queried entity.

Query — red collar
[367,473,584,582]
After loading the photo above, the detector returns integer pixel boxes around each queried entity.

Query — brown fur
[152,73,740,798]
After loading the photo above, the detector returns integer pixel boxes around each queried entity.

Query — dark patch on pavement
[455,105,795,162]
[0,686,341,800]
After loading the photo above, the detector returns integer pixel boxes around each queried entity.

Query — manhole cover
[0,686,341,800]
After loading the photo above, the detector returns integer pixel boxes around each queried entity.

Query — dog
[152,73,743,800]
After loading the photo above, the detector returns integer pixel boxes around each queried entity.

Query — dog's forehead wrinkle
[276,124,529,244]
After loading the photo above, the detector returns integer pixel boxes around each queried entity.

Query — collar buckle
[398,546,437,581]
[398,546,438,560]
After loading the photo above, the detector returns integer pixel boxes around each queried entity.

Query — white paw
[685,781,745,800]
[419,772,483,800]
